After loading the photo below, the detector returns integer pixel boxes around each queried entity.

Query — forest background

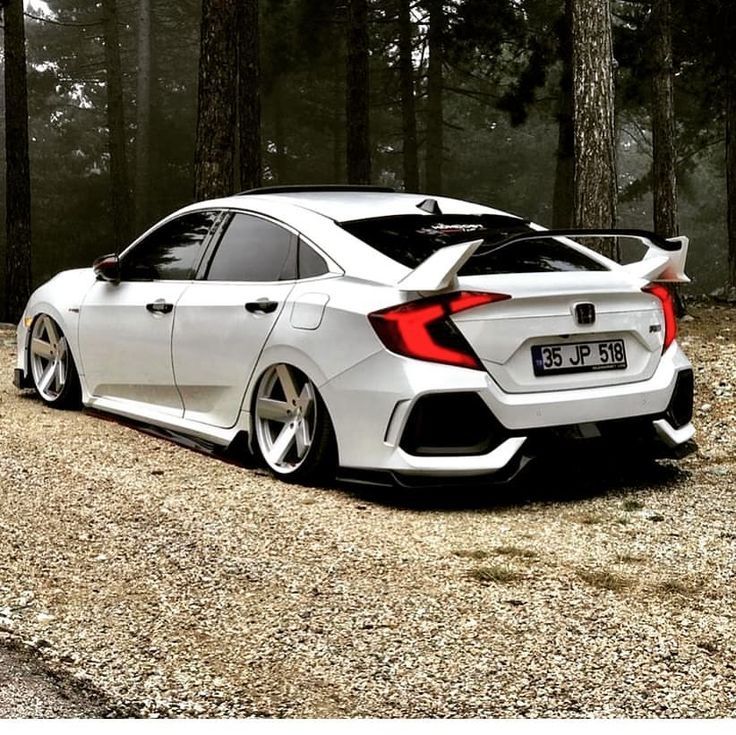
[1,0,734,322]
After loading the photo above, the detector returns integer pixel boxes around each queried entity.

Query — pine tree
[651,0,678,237]
[346,0,371,184]
[2,0,32,322]
[135,0,152,230]
[102,0,133,249]
[553,0,574,228]
[426,0,444,193]
[398,0,418,192]
[571,0,617,256]
[194,0,238,200]
[238,0,262,191]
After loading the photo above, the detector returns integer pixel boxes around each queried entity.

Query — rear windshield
[340,215,608,274]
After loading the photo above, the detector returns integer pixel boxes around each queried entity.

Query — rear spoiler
[397,228,689,293]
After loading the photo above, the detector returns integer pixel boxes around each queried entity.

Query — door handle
[146,300,174,314]
[245,299,278,314]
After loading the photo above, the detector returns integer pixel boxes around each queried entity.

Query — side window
[121,211,218,281]
[298,238,329,279]
[205,213,297,282]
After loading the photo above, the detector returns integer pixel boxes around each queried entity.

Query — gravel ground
[0,305,735,718]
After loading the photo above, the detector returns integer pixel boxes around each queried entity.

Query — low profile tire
[253,363,336,483]
[28,314,81,409]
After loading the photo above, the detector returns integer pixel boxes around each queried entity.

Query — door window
[205,213,297,282]
[121,210,218,281]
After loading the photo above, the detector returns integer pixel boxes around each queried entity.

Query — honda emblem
[574,302,596,325]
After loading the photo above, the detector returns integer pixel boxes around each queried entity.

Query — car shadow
[19,398,687,512]
[328,453,688,512]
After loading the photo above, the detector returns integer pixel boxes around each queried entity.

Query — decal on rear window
[340,215,608,274]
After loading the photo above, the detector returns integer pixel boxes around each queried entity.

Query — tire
[28,314,82,409]
[252,363,337,483]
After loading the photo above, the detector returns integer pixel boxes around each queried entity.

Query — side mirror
[93,253,121,282]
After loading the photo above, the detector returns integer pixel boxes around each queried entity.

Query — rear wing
[512,229,690,284]
[397,228,689,293]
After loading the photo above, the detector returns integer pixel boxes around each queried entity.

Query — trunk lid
[452,272,664,393]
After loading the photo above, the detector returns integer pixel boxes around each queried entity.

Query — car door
[172,212,302,428]
[78,210,219,416]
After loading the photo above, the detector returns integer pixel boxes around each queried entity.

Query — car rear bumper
[321,342,694,480]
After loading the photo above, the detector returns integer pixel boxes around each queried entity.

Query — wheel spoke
[54,358,66,391]
[294,419,311,458]
[43,316,59,347]
[267,422,298,466]
[297,381,315,413]
[257,397,291,423]
[31,338,53,359]
[38,362,56,394]
[276,364,299,405]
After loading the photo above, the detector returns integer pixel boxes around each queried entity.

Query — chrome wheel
[254,364,318,474]
[30,315,71,403]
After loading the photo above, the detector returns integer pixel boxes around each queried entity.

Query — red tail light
[644,284,677,351]
[368,291,510,369]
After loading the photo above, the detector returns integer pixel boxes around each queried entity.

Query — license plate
[532,339,627,376]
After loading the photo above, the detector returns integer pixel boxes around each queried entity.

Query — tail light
[368,291,510,370]
[644,284,677,351]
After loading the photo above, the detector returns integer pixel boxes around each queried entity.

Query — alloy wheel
[30,315,70,403]
[254,364,318,474]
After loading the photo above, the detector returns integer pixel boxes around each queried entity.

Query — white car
[14,186,695,486]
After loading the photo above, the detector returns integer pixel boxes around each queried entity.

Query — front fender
[17,268,96,381]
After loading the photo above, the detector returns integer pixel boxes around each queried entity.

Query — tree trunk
[727,80,736,289]
[398,0,419,192]
[552,0,574,228]
[426,0,444,193]
[195,0,238,200]
[238,0,261,191]
[102,0,133,250]
[135,0,152,231]
[346,0,371,184]
[650,0,678,237]
[571,0,618,257]
[2,0,32,323]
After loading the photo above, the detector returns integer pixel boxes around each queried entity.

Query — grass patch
[578,569,632,592]
[622,499,645,512]
[468,565,523,584]
[615,553,646,564]
[493,545,539,559]
[656,578,705,597]
[574,512,607,525]
[452,549,490,561]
